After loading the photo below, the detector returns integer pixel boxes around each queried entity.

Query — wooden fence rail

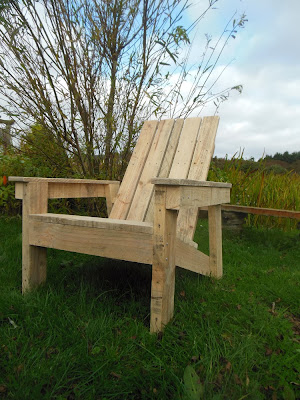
[221,205,300,220]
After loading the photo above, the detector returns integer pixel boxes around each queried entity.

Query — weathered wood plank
[144,119,184,222]
[150,187,177,333]
[48,183,107,198]
[208,205,223,278]
[15,182,24,199]
[157,119,185,180]
[222,204,300,219]
[110,120,158,220]
[188,116,220,181]
[165,186,231,210]
[28,219,153,265]
[127,119,175,221]
[167,118,201,242]
[175,238,210,275]
[28,214,205,274]
[152,178,231,188]
[106,182,120,215]
[168,118,201,179]
[12,178,120,199]
[9,176,118,184]
[30,214,153,233]
[22,182,48,292]
[176,116,220,242]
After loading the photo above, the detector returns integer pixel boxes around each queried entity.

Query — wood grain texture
[15,182,24,199]
[28,214,206,273]
[208,205,223,278]
[165,186,231,210]
[150,187,177,333]
[168,118,201,179]
[48,183,107,199]
[12,179,120,200]
[152,178,231,188]
[175,116,220,242]
[188,116,220,181]
[110,120,158,220]
[106,182,120,214]
[28,219,153,265]
[30,213,152,233]
[22,182,48,292]
[127,119,175,221]
[144,119,184,223]
[175,238,210,275]
[9,176,118,184]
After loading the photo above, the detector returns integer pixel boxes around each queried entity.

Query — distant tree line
[265,151,300,164]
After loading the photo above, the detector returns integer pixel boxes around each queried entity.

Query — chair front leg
[150,186,177,333]
[22,182,48,292]
[208,204,223,278]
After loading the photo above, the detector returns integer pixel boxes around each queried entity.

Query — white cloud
[183,0,300,159]
[212,64,300,158]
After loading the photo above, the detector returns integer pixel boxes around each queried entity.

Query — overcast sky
[186,0,300,159]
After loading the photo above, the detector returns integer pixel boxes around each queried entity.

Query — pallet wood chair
[9,117,231,333]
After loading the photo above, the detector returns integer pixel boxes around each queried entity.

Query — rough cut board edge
[8,176,119,184]
[28,219,153,265]
[152,178,232,188]
[30,213,153,233]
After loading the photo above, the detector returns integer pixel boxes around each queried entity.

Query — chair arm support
[8,176,120,201]
[152,178,231,210]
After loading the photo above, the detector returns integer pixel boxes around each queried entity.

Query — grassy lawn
[0,216,299,399]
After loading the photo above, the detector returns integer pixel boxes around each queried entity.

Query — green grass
[0,216,299,399]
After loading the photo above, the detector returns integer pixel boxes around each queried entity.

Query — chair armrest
[8,176,120,200]
[152,178,231,209]
[152,178,231,189]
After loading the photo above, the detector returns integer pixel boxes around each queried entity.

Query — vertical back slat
[111,116,219,240]
[188,116,219,180]
[168,118,202,179]
[176,116,220,242]
[110,120,158,220]
[126,119,174,221]
[144,119,184,222]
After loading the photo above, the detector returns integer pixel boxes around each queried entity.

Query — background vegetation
[1,144,299,229]
[209,152,300,230]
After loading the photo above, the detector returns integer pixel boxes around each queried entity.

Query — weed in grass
[0,216,299,399]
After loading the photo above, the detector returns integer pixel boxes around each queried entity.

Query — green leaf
[91,346,101,355]
[203,65,212,74]
[183,365,204,400]
[165,46,177,64]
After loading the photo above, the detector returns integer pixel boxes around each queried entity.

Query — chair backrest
[110,117,219,241]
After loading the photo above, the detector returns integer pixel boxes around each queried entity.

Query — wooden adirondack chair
[9,117,231,332]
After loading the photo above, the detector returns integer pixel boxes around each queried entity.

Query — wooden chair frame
[9,117,232,332]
